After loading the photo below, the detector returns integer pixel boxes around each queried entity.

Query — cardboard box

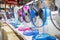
[7,33,20,40]
[1,22,23,40]
[2,29,8,40]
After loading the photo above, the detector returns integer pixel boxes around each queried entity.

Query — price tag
[6,0,17,4]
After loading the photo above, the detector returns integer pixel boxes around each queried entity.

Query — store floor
[0,30,2,40]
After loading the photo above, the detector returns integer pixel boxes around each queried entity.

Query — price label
[6,0,17,4]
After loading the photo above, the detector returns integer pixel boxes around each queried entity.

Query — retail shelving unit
[0,0,5,12]
[1,22,21,40]
[6,11,59,40]
[6,21,32,40]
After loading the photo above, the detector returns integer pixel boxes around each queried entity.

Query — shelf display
[5,0,56,40]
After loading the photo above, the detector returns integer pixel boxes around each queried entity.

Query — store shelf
[1,22,20,40]
[6,22,32,40]
[6,21,59,40]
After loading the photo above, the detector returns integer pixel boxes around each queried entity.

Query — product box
[2,24,20,40]
[7,33,20,40]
